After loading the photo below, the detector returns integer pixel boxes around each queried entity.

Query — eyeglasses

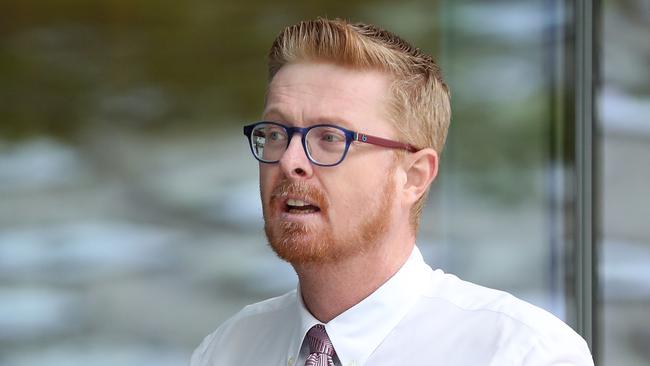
[243,121,419,167]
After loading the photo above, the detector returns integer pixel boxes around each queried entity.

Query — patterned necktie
[305,324,336,366]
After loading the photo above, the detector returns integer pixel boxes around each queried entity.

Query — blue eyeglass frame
[243,121,419,167]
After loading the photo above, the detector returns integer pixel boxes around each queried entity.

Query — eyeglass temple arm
[354,132,419,153]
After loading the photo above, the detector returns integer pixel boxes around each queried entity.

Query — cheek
[327,163,387,220]
[259,166,276,202]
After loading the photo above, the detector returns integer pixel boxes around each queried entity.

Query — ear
[401,148,438,206]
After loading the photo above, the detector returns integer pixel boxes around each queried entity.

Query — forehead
[264,62,393,130]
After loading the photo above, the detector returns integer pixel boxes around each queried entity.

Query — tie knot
[306,324,335,357]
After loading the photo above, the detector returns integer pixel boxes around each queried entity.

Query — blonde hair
[268,17,451,230]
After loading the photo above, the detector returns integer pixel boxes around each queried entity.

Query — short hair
[267,17,451,231]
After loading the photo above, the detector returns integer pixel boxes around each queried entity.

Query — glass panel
[432,0,573,322]
[598,0,650,364]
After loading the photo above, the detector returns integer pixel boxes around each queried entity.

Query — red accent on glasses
[355,133,419,153]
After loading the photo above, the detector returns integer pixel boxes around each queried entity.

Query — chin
[265,220,338,265]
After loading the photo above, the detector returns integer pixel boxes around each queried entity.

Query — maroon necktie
[305,324,336,366]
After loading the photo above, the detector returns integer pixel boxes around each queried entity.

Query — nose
[278,132,314,179]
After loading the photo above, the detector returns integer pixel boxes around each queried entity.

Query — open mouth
[284,198,321,214]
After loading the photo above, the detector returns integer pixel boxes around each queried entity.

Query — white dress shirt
[190,247,594,366]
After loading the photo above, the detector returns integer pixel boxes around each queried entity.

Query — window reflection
[430,0,570,320]
[598,0,650,364]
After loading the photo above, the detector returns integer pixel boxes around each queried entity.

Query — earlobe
[403,148,438,203]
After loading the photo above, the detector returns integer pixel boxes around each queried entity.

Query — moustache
[270,180,329,211]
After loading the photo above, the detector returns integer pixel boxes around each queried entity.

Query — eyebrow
[260,107,288,122]
[262,107,355,130]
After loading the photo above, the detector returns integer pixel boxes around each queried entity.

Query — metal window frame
[573,0,598,353]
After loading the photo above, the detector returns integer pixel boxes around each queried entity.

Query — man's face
[260,62,401,265]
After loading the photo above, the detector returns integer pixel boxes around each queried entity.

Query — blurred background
[0,0,648,365]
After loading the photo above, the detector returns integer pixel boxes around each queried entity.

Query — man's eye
[269,131,285,141]
[322,133,343,142]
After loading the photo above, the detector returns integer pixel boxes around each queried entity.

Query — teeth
[287,198,308,207]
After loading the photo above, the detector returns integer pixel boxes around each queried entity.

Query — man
[191,18,594,366]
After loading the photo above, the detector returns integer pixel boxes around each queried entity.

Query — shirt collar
[288,246,431,366]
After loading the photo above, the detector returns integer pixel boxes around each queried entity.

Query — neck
[294,234,415,323]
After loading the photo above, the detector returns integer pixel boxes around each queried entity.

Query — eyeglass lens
[250,123,348,165]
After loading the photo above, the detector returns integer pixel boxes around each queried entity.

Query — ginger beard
[262,175,395,265]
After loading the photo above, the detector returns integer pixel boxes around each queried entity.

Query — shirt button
[287,356,294,366]
[348,361,357,366]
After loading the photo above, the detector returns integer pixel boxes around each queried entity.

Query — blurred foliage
[438,1,557,204]
[0,0,559,204]
[0,0,441,140]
